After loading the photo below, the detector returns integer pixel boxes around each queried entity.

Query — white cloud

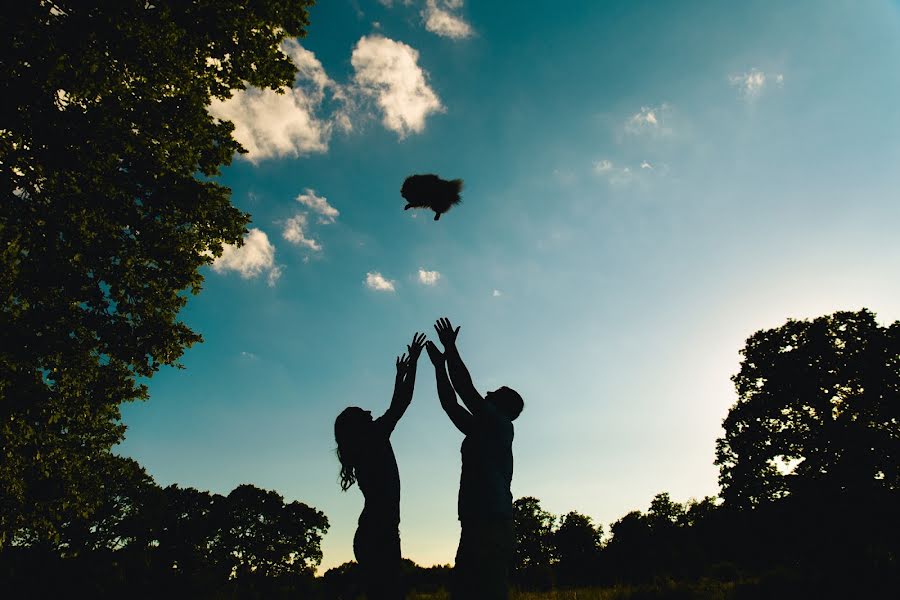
[593,159,614,173]
[208,40,348,162]
[423,0,473,39]
[729,69,783,98]
[365,271,396,292]
[592,159,635,185]
[351,35,444,137]
[625,104,671,135]
[418,269,441,285]
[640,161,653,170]
[492,289,502,297]
[266,266,283,286]
[212,228,282,285]
[208,88,330,161]
[296,188,339,224]
[282,214,322,251]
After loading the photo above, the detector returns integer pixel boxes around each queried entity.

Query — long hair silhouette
[335,407,368,491]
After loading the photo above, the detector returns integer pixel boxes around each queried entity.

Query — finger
[455,326,460,336]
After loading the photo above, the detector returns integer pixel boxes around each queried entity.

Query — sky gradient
[118,0,900,571]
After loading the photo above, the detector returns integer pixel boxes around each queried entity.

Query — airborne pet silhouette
[401,174,463,221]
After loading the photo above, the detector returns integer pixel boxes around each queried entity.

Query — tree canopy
[0,0,314,547]
[715,309,900,508]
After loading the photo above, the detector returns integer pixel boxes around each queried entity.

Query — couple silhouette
[334,317,524,600]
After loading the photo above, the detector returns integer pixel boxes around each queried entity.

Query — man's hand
[407,332,427,362]
[425,341,445,367]
[434,317,461,349]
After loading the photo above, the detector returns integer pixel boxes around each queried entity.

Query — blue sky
[119,0,900,571]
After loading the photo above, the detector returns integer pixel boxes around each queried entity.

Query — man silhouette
[426,317,524,600]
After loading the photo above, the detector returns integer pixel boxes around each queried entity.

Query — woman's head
[334,407,372,491]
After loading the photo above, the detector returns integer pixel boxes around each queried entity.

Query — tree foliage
[715,309,900,508]
[512,496,556,589]
[0,0,314,547]
[2,458,329,596]
[553,511,602,587]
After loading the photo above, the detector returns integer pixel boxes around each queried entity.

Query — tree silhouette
[512,496,556,589]
[0,0,314,548]
[217,484,329,579]
[715,309,900,508]
[552,511,602,588]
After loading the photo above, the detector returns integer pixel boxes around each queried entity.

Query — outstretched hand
[407,332,427,362]
[395,353,410,377]
[434,317,460,348]
[425,340,445,366]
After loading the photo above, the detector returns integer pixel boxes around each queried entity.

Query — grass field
[409,580,737,600]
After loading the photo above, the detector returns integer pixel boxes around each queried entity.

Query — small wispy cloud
[593,159,614,173]
[624,104,672,136]
[492,289,502,297]
[365,271,396,292]
[729,69,784,98]
[212,228,282,286]
[422,0,473,39]
[418,269,441,285]
[351,35,444,137]
[296,188,339,224]
[593,158,669,185]
[282,213,322,252]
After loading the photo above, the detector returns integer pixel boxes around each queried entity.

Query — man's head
[486,386,524,421]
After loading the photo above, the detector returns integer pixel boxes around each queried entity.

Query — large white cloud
[282,213,322,251]
[208,40,348,162]
[296,188,340,224]
[351,35,444,137]
[212,228,282,286]
[423,0,473,39]
[365,271,396,292]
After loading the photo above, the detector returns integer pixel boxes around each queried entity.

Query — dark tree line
[2,454,329,598]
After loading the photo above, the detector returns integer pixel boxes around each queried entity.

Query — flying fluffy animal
[400,174,463,221]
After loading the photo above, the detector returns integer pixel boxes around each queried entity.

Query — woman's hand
[407,332,427,362]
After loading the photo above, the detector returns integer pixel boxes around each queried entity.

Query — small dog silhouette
[401,174,463,221]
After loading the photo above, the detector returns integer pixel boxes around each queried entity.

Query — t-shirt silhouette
[458,401,514,521]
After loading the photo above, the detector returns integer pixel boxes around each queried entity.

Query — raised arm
[376,332,426,435]
[434,317,486,415]
[426,341,473,434]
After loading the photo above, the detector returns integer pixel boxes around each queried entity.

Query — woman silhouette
[335,332,426,600]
